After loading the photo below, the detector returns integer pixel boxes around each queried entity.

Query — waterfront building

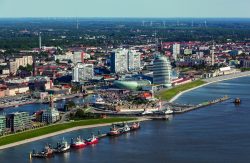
[72,63,94,82]
[0,115,6,135]
[153,54,172,87]
[42,95,60,124]
[172,43,180,60]
[6,112,32,132]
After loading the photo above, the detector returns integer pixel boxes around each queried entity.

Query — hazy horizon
[0,0,249,18]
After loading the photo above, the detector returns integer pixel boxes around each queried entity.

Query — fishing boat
[130,122,140,130]
[108,125,121,136]
[85,135,98,145]
[53,138,70,153]
[30,144,53,158]
[70,136,86,149]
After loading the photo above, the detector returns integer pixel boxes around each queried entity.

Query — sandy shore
[170,72,250,103]
[0,118,147,150]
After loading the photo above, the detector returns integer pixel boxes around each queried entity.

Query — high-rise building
[39,32,42,49]
[111,49,128,73]
[211,46,215,66]
[172,43,180,60]
[127,50,141,71]
[72,63,94,82]
[0,115,6,135]
[153,54,172,87]
[111,48,141,73]
[6,112,32,132]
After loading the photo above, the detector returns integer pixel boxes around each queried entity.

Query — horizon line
[0,16,250,19]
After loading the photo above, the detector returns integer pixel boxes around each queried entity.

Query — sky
[0,0,249,18]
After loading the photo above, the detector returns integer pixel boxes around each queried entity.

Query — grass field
[158,80,206,101]
[0,117,135,147]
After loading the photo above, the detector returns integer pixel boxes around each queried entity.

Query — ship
[30,144,53,158]
[108,125,121,136]
[234,98,241,104]
[121,123,130,133]
[70,136,86,149]
[53,138,70,153]
[130,122,140,130]
[85,135,99,145]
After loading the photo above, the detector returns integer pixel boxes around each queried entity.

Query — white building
[72,63,94,82]
[111,48,141,73]
[153,54,172,87]
[127,49,141,71]
[172,43,180,60]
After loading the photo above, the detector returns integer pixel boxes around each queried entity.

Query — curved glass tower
[153,54,172,87]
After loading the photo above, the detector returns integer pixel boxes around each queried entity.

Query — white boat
[122,124,131,133]
[53,138,70,153]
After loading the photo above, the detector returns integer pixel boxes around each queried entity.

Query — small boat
[130,122,140,130]
[85,135,98,145]
[121,123,130,133]
[234,98,241,104]
[53,138,70,153]
[30,144,53,158]
[108,125,121,136]
[70,136,86,149]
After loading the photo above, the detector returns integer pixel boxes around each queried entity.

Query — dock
[172,96,230,114]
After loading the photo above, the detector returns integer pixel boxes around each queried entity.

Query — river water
[1,77,250,163]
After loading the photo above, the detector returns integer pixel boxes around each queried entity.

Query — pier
[172,96,230,114]
[93,96,230,117]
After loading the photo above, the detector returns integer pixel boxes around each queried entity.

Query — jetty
[172,96,230,114]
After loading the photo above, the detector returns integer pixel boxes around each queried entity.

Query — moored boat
[121,123,130,133]
[30,144,53,158]
[70,136,86,149]
[85,135,98,145]
[108,125,121,136]
[130,122,140,130]
[53,138,70,153]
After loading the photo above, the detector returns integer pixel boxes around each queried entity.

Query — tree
[56,59,60,64]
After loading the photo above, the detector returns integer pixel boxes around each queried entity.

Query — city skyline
[0,0,250,18]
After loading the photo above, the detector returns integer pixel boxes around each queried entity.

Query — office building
[153,54,172,87]
[72,63,94,82]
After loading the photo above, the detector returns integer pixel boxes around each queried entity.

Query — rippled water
[1,77,250,163]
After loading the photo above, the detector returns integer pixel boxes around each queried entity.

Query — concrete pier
[173,96,230,114]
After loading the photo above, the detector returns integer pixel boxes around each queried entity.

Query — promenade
[170,71,250,102]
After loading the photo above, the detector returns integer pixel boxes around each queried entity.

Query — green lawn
[158,80,206,101]
[0,117,135,147]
